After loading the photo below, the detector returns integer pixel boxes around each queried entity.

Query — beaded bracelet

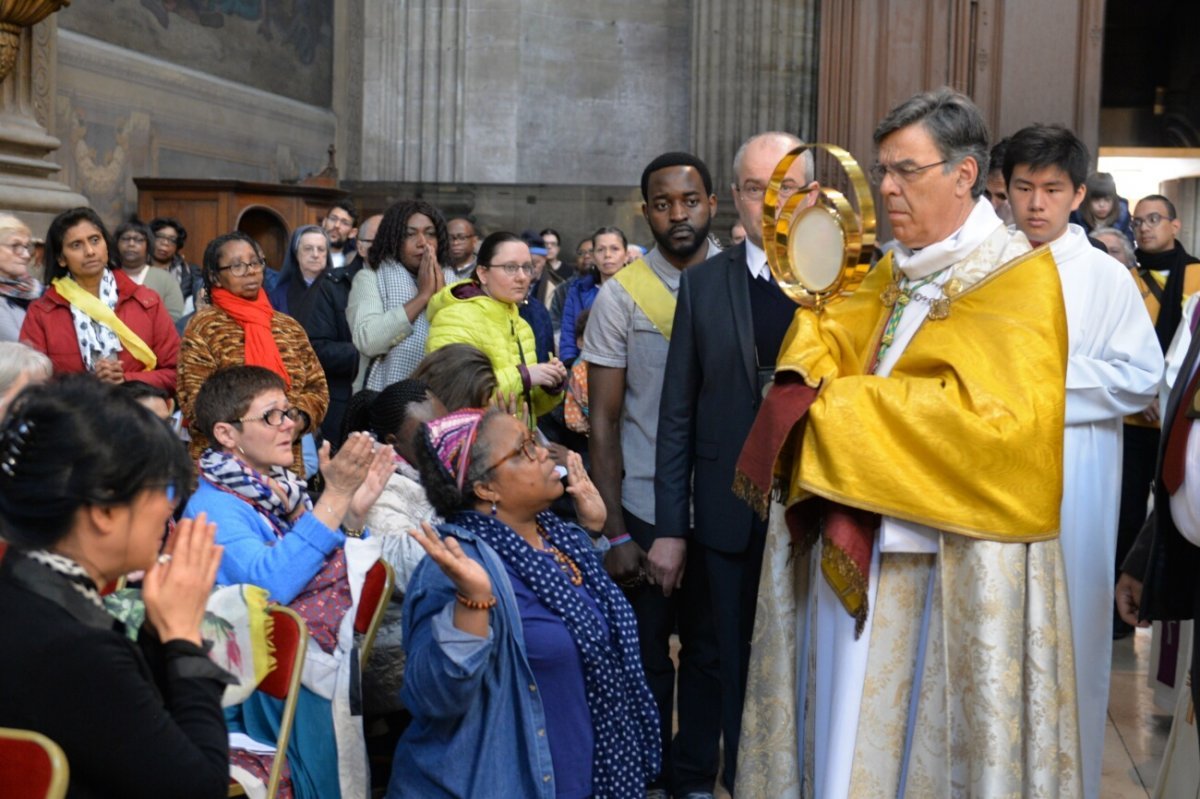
[456,592,498,610]
[342,525,365,538]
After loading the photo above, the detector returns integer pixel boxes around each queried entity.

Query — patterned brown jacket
[178,305,329,475]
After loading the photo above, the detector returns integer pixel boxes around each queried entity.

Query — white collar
[744,238,770,280]
[891,198,1004,280]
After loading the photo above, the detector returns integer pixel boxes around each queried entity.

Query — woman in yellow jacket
[426,231,567,419]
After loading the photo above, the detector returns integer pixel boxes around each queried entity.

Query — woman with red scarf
[178,232,328,474]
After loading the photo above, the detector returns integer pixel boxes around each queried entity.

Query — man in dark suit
[1117,302,1200,758]
[655,131,812,792]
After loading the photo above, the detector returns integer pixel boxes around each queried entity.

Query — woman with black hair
[389,407,660,798]
[20,207,180,393]
[346,199,459,391]
[0,374,230,799]
[177,231,328,474]
[424,231,567,421]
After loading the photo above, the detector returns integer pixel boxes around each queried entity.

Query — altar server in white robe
[1006,123,1163,799]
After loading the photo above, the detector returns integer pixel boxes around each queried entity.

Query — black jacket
[0,552,232,799]
[295,261,362,444]
[656,243,781,553]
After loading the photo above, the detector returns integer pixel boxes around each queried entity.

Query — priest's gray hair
[873,88,990,199]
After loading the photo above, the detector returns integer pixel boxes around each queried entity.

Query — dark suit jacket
[1123,316,1200,622]
[296,261,363,443]
[0,552,232,799]
[656,243,780,553]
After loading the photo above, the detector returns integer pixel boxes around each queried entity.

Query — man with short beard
[322,200,358,269]
[583,151,722,799]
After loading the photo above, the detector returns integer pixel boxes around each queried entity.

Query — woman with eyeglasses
[389,407,659,798]
[0,375,232,799]
[0,213,41,342]
[20,207,180,391]
[183,364,393,799]
[267,225,333,316]
[177,232,329,475]
[425,231,567,420]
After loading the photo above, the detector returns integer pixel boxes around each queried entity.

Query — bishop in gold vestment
[734,91,1081,798]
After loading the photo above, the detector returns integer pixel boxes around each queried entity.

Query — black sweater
[0,553,232,799]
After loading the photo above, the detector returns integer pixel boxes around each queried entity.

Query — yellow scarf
[612,258,677,341]
[52,276,157,370]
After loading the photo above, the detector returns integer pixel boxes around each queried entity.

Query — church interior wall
[50,1,336,227]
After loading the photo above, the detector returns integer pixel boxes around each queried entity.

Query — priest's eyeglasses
[869,159,948,185]
[216,258,267,277]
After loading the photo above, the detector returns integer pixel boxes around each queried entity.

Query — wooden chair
[228,605,308,799]
[355,559,394,667]
[0,727,69,799]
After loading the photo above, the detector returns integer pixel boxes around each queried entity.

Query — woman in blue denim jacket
[388,407,660,799]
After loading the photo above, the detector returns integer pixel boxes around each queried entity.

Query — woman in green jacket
[426,231,567,419]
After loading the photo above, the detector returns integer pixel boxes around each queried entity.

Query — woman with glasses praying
[20,207,179,392]
[183,365,393,799]
[390,407,659,798]
[0,213,41,342]
[177,232,328,474]
[425,231,567,421]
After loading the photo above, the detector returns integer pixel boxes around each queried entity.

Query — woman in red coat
[20,208,179,394]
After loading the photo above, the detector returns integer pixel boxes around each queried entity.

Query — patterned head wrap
[421,408,486,492]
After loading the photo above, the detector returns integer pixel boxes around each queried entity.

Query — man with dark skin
[582,152,722,798]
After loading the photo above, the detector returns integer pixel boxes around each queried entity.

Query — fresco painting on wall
[57,0,333,107]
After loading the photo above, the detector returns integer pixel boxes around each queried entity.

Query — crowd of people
[0,85,1196,799]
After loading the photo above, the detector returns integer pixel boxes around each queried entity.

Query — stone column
[690,0,820,197]
[359,0,467,183]
[0,14,85,234]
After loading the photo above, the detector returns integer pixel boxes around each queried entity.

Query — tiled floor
[1103,627,1176,798]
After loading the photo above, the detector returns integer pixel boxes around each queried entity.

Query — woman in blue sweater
[183,364,392,799]
[390,407,660,798]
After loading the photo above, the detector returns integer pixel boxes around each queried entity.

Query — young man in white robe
[1005,124,1163,799]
